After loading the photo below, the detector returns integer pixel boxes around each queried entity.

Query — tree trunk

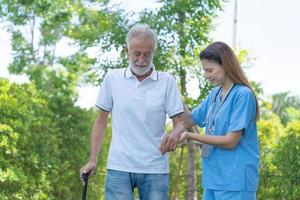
[176,1,198,198]
[187,140,197,200]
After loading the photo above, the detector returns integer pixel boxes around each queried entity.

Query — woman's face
[201,59,227,86]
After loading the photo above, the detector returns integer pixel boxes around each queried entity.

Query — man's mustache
[133,64,148,67]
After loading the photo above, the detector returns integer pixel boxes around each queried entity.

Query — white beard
[129,61,153,76]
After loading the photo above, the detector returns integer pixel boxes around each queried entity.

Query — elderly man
[80,24,184,200]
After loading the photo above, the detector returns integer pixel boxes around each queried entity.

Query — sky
[211,0,300,97]
[1,0,299,108]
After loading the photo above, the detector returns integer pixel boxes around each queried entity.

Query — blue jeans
[105,169,169,200]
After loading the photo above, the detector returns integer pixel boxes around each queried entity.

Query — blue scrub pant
[203,189,256,200]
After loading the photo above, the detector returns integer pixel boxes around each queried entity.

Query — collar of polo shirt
[124,64,159,81]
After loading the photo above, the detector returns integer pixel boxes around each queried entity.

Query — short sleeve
[227,90,256,133]
[191,94,212,127]
[95,71,113,112]
[164,76,184,118]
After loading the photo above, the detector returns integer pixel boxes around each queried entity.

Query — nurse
[181,41,260,200]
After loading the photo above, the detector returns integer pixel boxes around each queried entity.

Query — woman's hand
[179,132,190,142]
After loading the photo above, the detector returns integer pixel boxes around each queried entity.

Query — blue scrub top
[191,84,259,192]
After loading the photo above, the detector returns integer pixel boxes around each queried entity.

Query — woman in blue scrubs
[181,41,260,200]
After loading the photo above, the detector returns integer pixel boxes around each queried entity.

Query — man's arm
[160,113,185,154]
[80,109,109,177]
[182,103,195,129]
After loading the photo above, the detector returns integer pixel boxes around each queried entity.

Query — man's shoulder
[157,71,175,81]
[106,68,126,77]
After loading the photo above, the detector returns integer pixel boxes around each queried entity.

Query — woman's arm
[181,131,242,149]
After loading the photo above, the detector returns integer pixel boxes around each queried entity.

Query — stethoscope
[206,84,236,134]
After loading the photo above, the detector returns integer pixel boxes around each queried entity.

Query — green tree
[0,78,96,199]
[272,121,300,199]
[257,110,284,199]
[256,98,300,199]
[0,79,59,199]
[271,92,300,124]
[284,107,300,122]
[0,0,116,198]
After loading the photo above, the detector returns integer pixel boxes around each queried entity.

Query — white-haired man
[80,24,184,200]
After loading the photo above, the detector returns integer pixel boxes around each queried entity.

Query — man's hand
[159,131,181,154]
[160,113,185,154]
[80,160,96,184]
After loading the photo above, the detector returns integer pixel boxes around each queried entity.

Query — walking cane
[81,171,90,200]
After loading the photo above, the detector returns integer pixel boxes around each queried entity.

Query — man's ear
[124,45,129,56]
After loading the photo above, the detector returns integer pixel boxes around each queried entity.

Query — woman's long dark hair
[200,41,260,120]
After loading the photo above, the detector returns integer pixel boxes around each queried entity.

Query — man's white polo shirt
[95,67,184,173]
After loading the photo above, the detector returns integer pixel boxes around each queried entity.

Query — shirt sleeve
[95,71,113,112]
[190,94,212,127]
[227,89,256,133]
[164,76,184,118]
